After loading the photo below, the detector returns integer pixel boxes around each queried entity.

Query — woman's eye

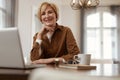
[41,10,54,16]
[48,11,53,14]
[41,12,45,15]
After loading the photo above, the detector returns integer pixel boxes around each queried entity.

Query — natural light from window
[103,12,117,27]
[87,13,100,28]
[85,8,117,60]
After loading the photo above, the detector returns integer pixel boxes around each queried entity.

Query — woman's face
[41,6,57,27]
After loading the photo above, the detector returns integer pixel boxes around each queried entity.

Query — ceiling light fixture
[70,0,100,10]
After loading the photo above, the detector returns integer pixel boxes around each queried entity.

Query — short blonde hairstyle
[37,2,59,22]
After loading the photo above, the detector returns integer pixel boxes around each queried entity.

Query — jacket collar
[55,23,63,31]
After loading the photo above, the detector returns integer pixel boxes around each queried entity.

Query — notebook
[0,28,46,69]
[59,64,96,70]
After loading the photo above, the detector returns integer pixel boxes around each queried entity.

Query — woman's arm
[32,57,64,64]
[30,26,55,61]
[30,33,42,61]
[61,28,80,61]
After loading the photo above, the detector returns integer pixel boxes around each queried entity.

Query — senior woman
[30,2,80,64]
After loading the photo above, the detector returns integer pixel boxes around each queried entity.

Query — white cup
[74,54,91,65]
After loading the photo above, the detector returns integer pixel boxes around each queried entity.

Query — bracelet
[36,39,42,45]
[54,58,59,66]
[54,58,59,62]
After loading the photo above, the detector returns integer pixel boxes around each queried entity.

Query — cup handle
[73,55,77,60]
[73,55,80,63]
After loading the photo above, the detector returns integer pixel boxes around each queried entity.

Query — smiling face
[41,6,57,27]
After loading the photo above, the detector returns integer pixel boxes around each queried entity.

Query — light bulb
[73,0,76,3]
[87,0,91,6]
[79,0,83,6]
[70,0,81,10]
[70,0,100,10]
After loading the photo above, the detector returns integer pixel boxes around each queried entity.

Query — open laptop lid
[0,28,25,68]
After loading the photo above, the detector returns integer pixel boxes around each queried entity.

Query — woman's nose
[45,13,49,17]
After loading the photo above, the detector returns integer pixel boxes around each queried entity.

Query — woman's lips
[44,17,53,22]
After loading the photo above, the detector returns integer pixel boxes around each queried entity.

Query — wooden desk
[0,64,120,80]
[51,64,120,77]
[56,64,120,77]
[0,68,30,80]
[30,64,120,80]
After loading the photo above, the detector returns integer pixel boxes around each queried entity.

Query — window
[0,0,15,28]
[83,7,118,60]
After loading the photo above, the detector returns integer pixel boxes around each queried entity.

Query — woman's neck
[48,23,56,32]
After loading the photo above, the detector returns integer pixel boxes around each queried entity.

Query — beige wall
[17,0,81,57]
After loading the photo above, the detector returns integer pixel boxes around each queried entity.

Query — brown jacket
[30,24,80,61]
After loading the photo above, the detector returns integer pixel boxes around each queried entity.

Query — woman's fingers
[32,59,43,64]
[32,58,55,64]
[37,26,55,40]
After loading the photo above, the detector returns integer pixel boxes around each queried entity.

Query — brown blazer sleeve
[61,28,80,61]
[30,33,41,61]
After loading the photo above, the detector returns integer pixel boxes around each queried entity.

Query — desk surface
[56,64,120,77]
[0,64,120,80]
[0,68,30,80]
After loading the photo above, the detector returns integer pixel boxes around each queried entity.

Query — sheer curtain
[0,0,15,28]
[110,6,120,62]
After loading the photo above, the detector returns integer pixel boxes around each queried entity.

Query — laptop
[0,28,46,69]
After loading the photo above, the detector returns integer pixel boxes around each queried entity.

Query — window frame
[81,7,118,63]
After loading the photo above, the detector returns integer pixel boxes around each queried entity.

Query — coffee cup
[74,54,91,65]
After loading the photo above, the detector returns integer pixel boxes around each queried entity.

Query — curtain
[110,6,120,61]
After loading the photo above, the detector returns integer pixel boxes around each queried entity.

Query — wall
[17,0,81,58]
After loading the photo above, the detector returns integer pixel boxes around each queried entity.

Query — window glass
[84,7,118,60]
[103,29,117,59]
[87,13,100,28]
[103,12,117,27]
[0,0,3,7]
[0,0,15,28]
[86,29,101,59]
[0,0,5,9]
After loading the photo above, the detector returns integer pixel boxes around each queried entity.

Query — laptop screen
[0,28,25,68]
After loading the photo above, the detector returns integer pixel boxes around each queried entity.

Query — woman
[30,2,80,64]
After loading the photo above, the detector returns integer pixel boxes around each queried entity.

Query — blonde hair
[37,2,59,22]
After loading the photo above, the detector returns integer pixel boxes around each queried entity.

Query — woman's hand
[32,58,55,64]
[37,25,55,40]
[32,58,64,64]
